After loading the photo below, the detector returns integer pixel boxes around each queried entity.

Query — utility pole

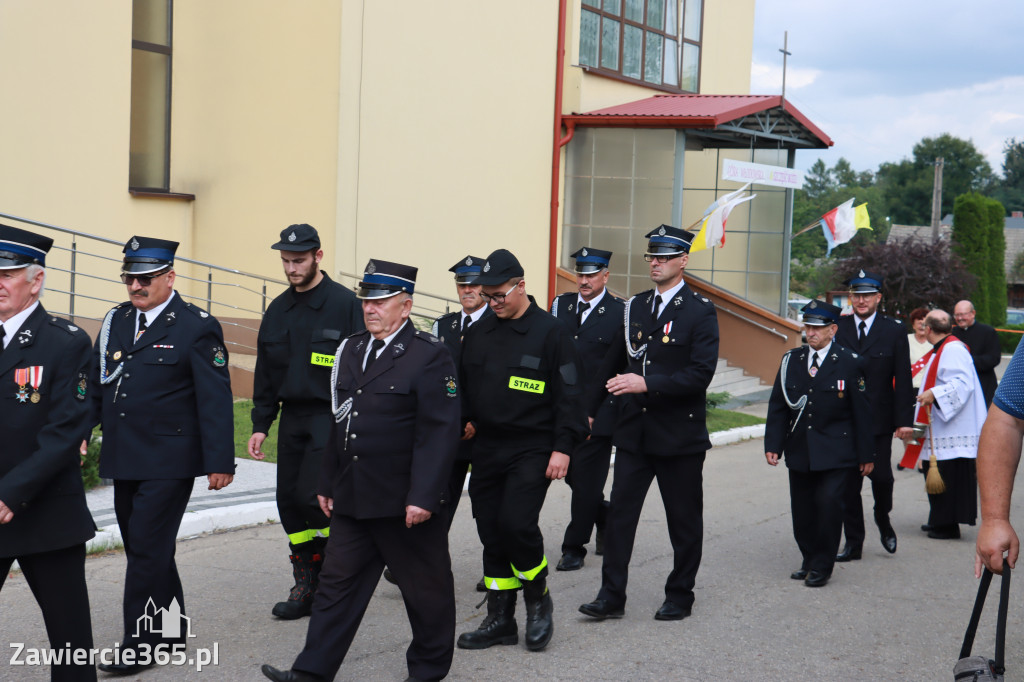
[931,157,944,242]
[779,31,791,102]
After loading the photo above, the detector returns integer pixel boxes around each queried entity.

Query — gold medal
[30,391,41,403]
[637,331,643,340]
[837,391,844,398]
[662,335,670,343]
[113,350,122,361]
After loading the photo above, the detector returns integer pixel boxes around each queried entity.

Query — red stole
[899,335,958,469]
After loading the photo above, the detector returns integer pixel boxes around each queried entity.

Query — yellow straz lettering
[508,376,545,394]
[311,352,335,367]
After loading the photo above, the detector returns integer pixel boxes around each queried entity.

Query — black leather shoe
[928,525,961,540]
[790,569,808,580]
[804,570,829,587]
[260,665,324,682]
[556,551,584,571]
[921,523,933,532]
[97,661,155,675]
[835,544,862,562]
[578,598,624,620]
[879,528,897,554]
[654,600,691,621]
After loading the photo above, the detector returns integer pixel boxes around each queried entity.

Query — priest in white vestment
[914,309,987,539]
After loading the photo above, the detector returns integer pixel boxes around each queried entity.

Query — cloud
[750,61,821,94]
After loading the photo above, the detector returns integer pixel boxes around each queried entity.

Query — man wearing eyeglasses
[248,224,363,620]
[579,224,719,623]
[92,236,235,675]
[456,249,586,653]
[549,247,624,572]
[834,270,913,563]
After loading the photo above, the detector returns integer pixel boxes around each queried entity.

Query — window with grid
[578,0,702,92]
[129,0,173,191]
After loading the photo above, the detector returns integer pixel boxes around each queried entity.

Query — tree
[830,239,976,319]
[994,138,1024,213]
[986,196,1007,326]
[952,192,992,320]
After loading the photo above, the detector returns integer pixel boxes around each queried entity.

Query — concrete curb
[710,424,766,447]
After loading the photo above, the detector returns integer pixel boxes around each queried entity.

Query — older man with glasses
[456,248,586,653]
[92,236,235,675]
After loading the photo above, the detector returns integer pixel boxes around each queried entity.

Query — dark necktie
[652,294,662,322]
[136,313,148,341]
[0,325,5,357]
[809,352,820,377]
[577,301,590,328]
[858,320,867,344]
[363,339,385,373]
[462,315,471,333]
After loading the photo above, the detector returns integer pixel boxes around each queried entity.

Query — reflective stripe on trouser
[482,575,522,591]
[511,556,548,582]
[288,527,330,545]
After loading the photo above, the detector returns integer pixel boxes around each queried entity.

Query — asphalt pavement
[5,426,1021,681]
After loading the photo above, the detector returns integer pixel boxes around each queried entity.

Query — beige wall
[699,0,754,95]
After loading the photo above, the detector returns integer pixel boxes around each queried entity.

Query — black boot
[523,577,554,652]
[272,546,322,620]
[456,590,518,649]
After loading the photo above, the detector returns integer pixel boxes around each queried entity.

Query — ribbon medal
[662,322,673,344]
[15,366,43,403]
[837,379,845,398]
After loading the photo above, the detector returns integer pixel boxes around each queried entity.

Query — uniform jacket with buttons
[835,313,914,435]
[550,291,624,437]
[251,273,363,433]
[764,343,873,471]
[590,283,719,457]
[0,305,95,557]
[91,293,235,480]
[320,322,460,519]
[459,298,586,456]
[431,306,492,462]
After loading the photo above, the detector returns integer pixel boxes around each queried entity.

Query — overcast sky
[750,0,1024,177]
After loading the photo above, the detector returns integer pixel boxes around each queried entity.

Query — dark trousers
[598,449,706,610]
[842,433,894,547]
[443,457,471,530]
[114,478,193,649]
[561,435,612,555]
[277,408,332,544]
[789,467,852,576]
[293,514,455,681]
[1,544,96,682]
[469,446,552,585]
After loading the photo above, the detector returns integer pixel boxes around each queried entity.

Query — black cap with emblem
[801,299,842,326]
[449,255,486,285]
[644,225,694,256]
[271,223,321,252]
[570,246,612,274]
[356,259,418,300]
[843,269,883,294]
[472,249,524,286]
[122,236,179,275]
[0,224,53,269]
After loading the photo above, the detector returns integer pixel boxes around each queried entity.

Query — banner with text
[722,159,804,190]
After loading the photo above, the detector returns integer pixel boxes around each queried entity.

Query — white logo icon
[131,238,140,251]
[133,597,195,640]
[288,232,296,242]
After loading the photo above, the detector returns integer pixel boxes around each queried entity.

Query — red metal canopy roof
[563,94,833,149]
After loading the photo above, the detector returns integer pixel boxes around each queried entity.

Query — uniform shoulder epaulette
[414,329,440,343]
[48,316,85,336]
[183,301,213,319]
[691,290,713,306]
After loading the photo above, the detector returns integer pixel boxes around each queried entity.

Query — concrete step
[709,359,768,398]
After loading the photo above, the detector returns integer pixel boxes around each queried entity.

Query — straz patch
[212,346,227,368]
[444,376,458,398]
[311,352,335,367]
[76,372,88,401]
[508,376,545,394]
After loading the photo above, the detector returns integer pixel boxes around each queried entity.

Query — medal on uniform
[113,350,122,361]
[662,321,672,343]
[837,380,845,398]
[14,367,30,403]
[638,330,643,340]
[28,366,43,403]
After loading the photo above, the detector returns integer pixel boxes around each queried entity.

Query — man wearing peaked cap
[430,256,491,532]
[0,224,97,680]
[456,248,586,653]
[549,246,623,572]
[834,269,913,563]
[765,300,873,587]
[263,258,461,682]
[93,235,236,674]
[249,224,363,621]
[579,223,718,623]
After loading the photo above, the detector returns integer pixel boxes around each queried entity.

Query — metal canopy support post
[780,147,796,317]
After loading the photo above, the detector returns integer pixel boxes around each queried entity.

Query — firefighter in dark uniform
[0,225,97,681]
[92,237,235,675]
[835,270,914,561]
[248,224,363,620]
[430,255,491,528]
[261,259,460,682]
[579,225,718,623]
[456,249,586,653]
[765,300,874,587]
[550,246,624,571]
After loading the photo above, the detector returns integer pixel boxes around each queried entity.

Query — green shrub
[706,391,731,409]
[82,429,102,490]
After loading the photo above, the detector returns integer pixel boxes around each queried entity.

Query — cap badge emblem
[367,261,376,274]
[658,226,666,236]
[288,231,297,242]
[858,269,866,278]
[581,248,588,257]
[131,238,140,251]
[483,262,491,273]
[809,301,817,308]
[465,257,473,266]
